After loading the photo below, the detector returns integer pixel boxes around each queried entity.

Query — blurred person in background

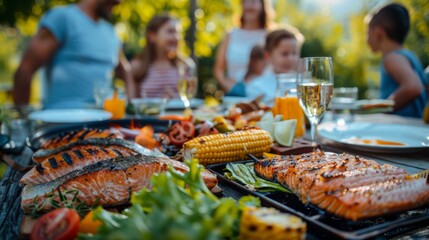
[246,28,303,106]
[13,0,133,109]
[131,14,190,99]
[214,0,273,95]
[226,45,266,97]
[366,3,427,118]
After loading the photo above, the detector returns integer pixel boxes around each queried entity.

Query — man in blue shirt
[13,0,135,109]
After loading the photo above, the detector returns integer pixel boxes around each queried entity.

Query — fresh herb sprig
[29,188,99,218]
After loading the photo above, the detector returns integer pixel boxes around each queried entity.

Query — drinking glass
[177,58,197,109]
[93,79,113,108]
[297,57,334,144]
[332,87,358,124]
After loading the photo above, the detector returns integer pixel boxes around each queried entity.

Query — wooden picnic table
[0,113,428,239]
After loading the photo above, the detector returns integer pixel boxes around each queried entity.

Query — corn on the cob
[240,207,306,240]
[182,129,272,165]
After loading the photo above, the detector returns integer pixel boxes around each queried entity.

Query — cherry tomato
[168,121,195,146]
[31,208,80,240]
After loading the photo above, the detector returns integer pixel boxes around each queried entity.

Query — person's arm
[130,58,144,98]
[115,51,136,100]
[213,33,235,92]
[13,28,59,105]
[384,53,424,111]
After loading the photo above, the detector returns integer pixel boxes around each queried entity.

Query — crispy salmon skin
[21,155,218,212]
[39,128,122,150]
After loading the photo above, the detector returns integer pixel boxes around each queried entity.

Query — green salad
[79,159,260,240]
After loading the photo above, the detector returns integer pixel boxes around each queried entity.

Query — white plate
[29,109,112,123]
[166,98,204,109]
[318,122,429,153]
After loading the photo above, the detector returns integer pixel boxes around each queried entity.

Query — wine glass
[177,58,197,109]
[297,57,334,144]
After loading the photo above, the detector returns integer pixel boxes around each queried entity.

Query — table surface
[1,113,428,239]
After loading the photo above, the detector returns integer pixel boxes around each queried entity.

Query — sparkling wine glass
[177,58,197,109]
[297,57,334,144]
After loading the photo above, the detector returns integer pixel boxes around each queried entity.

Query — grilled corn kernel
[183,129,272,165]
[240,207,306,240]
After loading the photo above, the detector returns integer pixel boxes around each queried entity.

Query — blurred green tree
[0,0,427,102]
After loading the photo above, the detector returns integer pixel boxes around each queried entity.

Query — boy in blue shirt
[366,3,427,118]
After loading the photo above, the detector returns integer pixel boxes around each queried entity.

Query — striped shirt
[140,65,179,98]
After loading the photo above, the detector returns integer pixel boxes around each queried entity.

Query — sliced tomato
[31,208,80,240]
[168,121,195,146]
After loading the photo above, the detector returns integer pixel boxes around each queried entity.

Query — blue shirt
[39,5,120,109]
[379,49,428,118]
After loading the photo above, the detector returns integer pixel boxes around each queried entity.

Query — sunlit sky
[299,0,387,21]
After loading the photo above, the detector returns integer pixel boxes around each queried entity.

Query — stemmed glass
[297,57,334,144]
[177,58,197,109]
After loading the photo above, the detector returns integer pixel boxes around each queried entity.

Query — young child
[246,28,301,105]
[131,14,190,99]
[366,3,427,118]
[227,45,266,96]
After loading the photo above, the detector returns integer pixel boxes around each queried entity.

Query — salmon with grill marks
[40,128,122,150]
[21,145,138,185]
[21,155,218,212]
[254,151,429,220]
[32,138,163,162]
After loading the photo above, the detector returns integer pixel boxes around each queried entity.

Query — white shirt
[226,28,266,82]
[246,69,277,106]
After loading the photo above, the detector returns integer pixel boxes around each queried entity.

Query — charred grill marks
[48,158,58,169]
[86,148,99,155]
[113,149,124,157]
[61,152,73,166]
[36,164,44,174]
[79,129,92,140]
[107,133,116,138]
[100,148,109,154]
[65,130,81,141]
[73,149,84,159]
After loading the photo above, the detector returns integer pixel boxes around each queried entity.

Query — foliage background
[0,0,428,103]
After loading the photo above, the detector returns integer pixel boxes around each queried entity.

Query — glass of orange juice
[272,73,305,138]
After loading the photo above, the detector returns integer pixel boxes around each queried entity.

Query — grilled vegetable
[183,129,272,165]
[239,207,306,240]
[225,163,289,193]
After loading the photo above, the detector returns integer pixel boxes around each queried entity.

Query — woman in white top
[214,0,272,94]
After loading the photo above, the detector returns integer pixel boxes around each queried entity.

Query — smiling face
[96,0,121,19]
[149,20,180,57]
[268,38,299,74]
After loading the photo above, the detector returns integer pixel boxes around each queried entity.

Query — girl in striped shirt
[131,14,187,99]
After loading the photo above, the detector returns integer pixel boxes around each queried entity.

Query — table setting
[1,58,429,240]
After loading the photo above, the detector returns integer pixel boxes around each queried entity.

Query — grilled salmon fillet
[255,151,429,221]
[32,138,163,163]
[21,145,138,185]
[21,155,218,212]
[39,128,122,150]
